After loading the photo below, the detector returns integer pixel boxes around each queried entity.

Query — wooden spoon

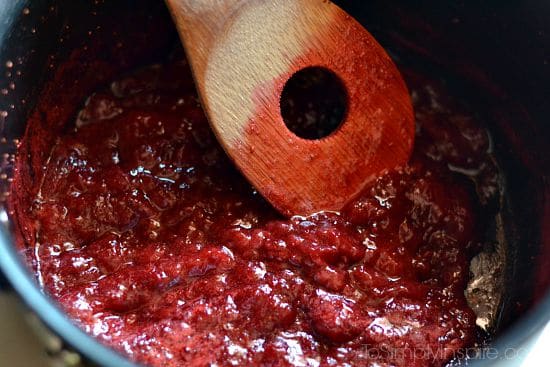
[165,0,414,216]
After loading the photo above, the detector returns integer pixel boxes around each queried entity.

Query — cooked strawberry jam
[12,58,499,366]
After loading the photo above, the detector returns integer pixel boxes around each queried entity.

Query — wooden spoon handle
[165,0,247,81]
[166,0,414,216]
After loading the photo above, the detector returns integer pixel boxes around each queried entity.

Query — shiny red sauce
[12,57,499,366]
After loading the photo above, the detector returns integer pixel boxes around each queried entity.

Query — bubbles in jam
[14,58,500,366]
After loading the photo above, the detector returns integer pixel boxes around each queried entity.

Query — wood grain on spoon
[165,0,415,216]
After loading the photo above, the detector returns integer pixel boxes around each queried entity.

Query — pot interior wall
[0,0,548,365]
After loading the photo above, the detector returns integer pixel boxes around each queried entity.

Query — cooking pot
[0,1,548,366]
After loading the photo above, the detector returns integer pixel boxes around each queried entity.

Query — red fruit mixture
[11,58,499,366]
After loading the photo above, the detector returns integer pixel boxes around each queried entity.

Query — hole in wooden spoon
[280,67,348,140]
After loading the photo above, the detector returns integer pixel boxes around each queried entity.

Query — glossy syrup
[14,58,500,367]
